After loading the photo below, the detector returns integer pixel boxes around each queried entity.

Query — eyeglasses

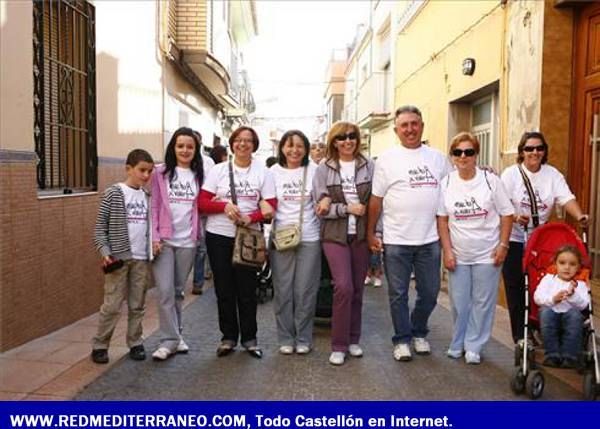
[451,148,476,157]
[522,145,545,153]
[233,138,254,145]
[334,132,358,142]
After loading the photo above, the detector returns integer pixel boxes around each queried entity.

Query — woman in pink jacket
[151,127,204,361]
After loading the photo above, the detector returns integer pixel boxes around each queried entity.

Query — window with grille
[33,0,97,192]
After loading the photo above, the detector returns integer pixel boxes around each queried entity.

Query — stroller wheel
[582,372,597,401]
[525,370,544,400]
[514,346,522,367]
[510,368,526,394]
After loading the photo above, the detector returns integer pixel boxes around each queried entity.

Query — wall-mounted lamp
[462,58,476,76]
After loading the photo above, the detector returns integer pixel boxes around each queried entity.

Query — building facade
[0,0,257,351]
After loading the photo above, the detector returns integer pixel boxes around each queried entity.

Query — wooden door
[570,2,600,306]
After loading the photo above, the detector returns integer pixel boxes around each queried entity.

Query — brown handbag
[228,161,266,268]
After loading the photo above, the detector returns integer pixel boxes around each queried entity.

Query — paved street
[76,283,580,400]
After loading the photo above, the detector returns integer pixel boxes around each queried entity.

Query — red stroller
[510,222,599,400]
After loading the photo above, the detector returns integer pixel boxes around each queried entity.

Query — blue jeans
[539,307,583,360]
[448,264,500,354]
[193,236,208,287]
[384,241,441,344]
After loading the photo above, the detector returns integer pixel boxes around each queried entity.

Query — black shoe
[216,344,234,357]
[561,358,578,369]
[129,345,146,361]
[192,284,203,295]
[246,346,263,359]
[543,356,562,368]
[91,349,109,364]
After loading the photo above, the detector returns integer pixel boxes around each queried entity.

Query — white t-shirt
[372,144,452,245]
[533,274,590,313]
[202,154,215,176]
[339,159,360,235]
[501,164,575,243]
[164,167,198,248]
[270,163,320,242]
[437,170,514,264]
[203,159,276,238]
[119,183,149,260]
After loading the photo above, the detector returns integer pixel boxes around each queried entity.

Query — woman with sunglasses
[500,131,589,345]
[199,126,276,359]
[437,132,514,364]
[313,121,375,366]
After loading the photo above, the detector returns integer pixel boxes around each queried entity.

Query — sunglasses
[451,148,476,157]
[334,132,358,142]
[522,145,545,153]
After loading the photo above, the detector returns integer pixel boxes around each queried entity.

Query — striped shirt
[93,184,151,260]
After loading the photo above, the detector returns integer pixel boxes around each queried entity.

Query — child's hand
[567,281,577,296]
[315,197,331,216]
[103,256,113,265]
[552,290,569,304]
[152,241,162,255]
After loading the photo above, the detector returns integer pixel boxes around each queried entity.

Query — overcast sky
[245,1,369,122]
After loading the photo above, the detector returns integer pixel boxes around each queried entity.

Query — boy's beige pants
[92,260,150,350]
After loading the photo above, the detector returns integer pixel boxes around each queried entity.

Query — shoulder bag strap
[517,164,539,227]
[228,161,237,206]
[298,166,308,236]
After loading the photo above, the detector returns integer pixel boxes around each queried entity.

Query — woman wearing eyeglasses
[313,121,375,366]
[199,126,276,359]
[437,132,514,364]
[500,131,589,345]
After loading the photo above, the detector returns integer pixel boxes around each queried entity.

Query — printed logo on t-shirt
[408,166,438,188]
[227,179,259,201]
[169,179,195,204]
[281,179,307,201]
[453,196,488,220]
[126,200,148,224]
[519,189,548,211]
[341,175,358,197]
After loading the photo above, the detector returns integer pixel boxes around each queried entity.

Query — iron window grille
[33,0,97,192]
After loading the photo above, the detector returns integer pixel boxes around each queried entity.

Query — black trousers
[206,231,258,347]
[501,241,525,343]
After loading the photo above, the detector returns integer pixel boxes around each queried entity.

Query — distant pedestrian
[199,126,276,359]
[270,130,321,355]
[310,142,326,165]
[210,145,228,165]
[313,121,374,366]
[192,131,215,295]
[151,127,205,361]
[91,149,155,364]
[367,105,453,362]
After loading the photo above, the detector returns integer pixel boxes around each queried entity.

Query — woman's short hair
[277,130,310,167]
[449,132,480,155]
[229,126,260,153]
[325,121,362,161]
[517,131,549,164]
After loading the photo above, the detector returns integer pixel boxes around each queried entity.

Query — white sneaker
[279,345,294,355]
[176,339,189,354]
[465,351,481,365]
[348,344,363,357]
[373,277,382,287]
[295,345,311,355]
[364,275,372,285]
[446,349,462,359]
[393,343,412,361]
[413,337,431,355]
[152,347,174,361]
[329,351,345,365]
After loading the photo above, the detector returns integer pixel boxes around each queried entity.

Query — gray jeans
[152,245,196,351]
[271,241,321,347]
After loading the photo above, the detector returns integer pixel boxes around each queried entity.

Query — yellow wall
[369,121,396,158]
[393,0,504,152]
[0,1,34,151]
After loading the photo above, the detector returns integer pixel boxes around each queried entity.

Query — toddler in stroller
[533,245,590,369]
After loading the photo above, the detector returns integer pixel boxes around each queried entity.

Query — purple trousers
[322,239,369,352]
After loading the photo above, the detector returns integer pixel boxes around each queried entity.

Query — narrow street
[76,283,580,400]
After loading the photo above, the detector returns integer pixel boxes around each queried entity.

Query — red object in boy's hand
[102,256,124,274]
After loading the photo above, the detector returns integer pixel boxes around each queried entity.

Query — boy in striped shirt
[91,149,154,364]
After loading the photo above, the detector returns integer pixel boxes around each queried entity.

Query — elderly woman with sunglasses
[312,121,375,366]
[500,131,589,345]
[437,132,514,364]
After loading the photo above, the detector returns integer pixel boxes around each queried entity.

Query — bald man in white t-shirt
[367,105,452,362]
